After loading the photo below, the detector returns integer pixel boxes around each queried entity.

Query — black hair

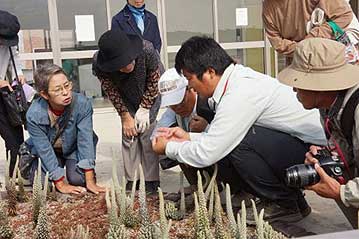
[175,36,235,79]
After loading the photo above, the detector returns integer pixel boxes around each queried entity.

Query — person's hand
[54,180,87,195]
[306,163,341,200]
[155,127,190,142]
[134,107,150,133]
[304,145,323,165]
[121,112,138,138]
[84,170,106,194]
[18,75,26,85]
[152,136,169,155]
[189,115,208,132]
[0,80,13,91]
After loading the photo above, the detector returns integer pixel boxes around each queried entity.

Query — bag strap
[328,20,345,40]
[8,46,20,84]
[51,96,75,146]
[340,88,359,146]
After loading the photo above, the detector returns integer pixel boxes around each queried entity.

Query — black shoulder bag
[18,98,75,179]
[0,47,28,127]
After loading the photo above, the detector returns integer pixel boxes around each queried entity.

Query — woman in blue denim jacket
[26,64,105,194]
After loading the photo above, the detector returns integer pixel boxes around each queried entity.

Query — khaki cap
[278,38,359,91]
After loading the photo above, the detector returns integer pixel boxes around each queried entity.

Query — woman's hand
[85,170,106,194]
[0,80,13,91]
[55,180,87,195]
[121,112,138,138]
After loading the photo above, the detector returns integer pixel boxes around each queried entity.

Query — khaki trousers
[122,122,159,181]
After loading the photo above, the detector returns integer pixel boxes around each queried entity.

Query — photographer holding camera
[279,37,359,228]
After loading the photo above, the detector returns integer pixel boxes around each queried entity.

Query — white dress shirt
[165,64,327,168]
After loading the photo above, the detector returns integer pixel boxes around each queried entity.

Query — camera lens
[285,164,320,187]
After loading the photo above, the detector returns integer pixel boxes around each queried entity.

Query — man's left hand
[152,136,169,155]
[306,163,341,200]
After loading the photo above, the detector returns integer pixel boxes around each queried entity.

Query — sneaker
[246,200,303,225]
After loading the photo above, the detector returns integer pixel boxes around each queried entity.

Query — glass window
[218,0,263,43]
[56,0,108,51]
[166,0,213,45]
[169,48,264,74]
[61,58,102,97]
[2,0,51,54]
[226,48,264,73]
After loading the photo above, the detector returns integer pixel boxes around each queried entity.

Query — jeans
[30,152,86,187]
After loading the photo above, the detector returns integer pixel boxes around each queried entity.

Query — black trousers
[0,91,24,177]
[217,125,310,209]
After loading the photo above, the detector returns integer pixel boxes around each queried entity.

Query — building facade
[2,0,358,102]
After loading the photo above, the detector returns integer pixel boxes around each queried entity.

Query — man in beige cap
[278,37,359,228]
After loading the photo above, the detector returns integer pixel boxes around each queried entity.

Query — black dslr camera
[285,149,345,188]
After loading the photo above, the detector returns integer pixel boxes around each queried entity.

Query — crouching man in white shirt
[152,36,327,224]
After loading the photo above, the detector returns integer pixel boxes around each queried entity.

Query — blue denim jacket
[26,93,98,181]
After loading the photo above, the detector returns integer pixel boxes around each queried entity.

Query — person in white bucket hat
[279,37,359,228]
[154,68,214,196]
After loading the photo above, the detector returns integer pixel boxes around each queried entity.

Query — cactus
[214,184,230,239]
[106,185,120,227]
[5,181,17,217]
[129,169,138,209]
[237,201,247,239]
[195,171,213,239]
[204,164,218,199]
[254,205,287,239]
[33,206,49,239]
[0,201,13,239]
[138,164,149,225]
[158,188,172,238]
[16,168,27,202]
[117,177,126,222]
[138,223,157,239]
[107,224,128,239]
[5,158,18,216]
[208,184,214,222]
[164,201,183,221]
[32,160,48,226]
[69,225,89,239]
[225,184,239,238]
[179,172,186,217]
[106,185,129,239]
[111,154,122,211]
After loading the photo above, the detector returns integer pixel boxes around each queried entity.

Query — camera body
[285,149,345,188]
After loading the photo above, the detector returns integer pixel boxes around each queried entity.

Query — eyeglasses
[48,81,73,96]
